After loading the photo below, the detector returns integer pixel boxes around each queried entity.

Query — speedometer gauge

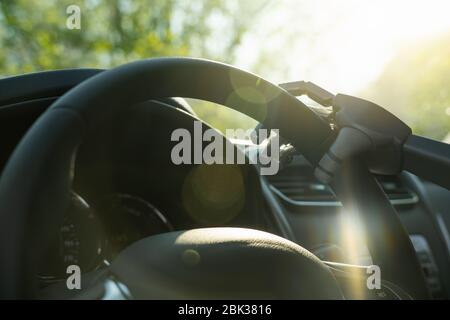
[39,193,104,281]
[96,194,173,259]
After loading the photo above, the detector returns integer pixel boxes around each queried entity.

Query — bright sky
[235,0,450,94]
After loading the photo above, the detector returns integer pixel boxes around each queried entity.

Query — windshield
[1,0,449,141]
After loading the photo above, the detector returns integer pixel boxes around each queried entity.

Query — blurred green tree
[0,0,261,73]
[0,0,265,131]
[362,34,450,141]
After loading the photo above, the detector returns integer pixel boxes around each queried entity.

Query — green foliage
[362,34,450,141]
[0,0,264,130]
[0,0,236,74]
[188,99,257,133]
[1,1,448,139]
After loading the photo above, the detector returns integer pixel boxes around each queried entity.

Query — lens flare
[182,164,246,225]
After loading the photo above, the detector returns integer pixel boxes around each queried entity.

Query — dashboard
[38,192,174,283]
[0,69,449,299]
[23,98,268,286]
[264,154,450,298]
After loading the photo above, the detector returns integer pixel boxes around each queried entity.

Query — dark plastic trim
[404,135,450,190]
[0,69,103,106]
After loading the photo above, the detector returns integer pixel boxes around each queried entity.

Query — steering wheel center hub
[109,227,343,299]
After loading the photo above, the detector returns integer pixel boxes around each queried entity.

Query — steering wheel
[0,58,429,299]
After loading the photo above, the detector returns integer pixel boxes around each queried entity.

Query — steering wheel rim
[0,57,428,299]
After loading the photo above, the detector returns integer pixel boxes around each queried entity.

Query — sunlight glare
[236,0,450,94]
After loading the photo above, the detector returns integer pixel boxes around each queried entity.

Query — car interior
[0,58,449,300]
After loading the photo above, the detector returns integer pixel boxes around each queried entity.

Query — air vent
[267,157,418,207]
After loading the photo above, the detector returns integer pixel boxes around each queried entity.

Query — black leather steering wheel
[0,58,429,299]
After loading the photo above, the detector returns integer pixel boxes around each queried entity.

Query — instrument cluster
[39,192,172,282]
